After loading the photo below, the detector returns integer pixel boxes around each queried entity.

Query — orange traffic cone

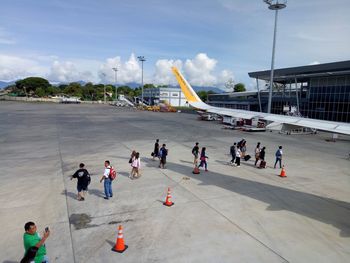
[279,166,287,178]
[112,225,128,253]
[163,187,174,206]
[192,166,200,174]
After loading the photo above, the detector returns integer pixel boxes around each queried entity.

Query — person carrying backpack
[274,146,283,169]
[100,160,115,200]
[159,144,168,169]
[71,163,91,201]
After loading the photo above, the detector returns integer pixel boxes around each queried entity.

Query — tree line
[5,76,246,102]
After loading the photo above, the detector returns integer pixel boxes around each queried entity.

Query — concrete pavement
[0,101,349,263]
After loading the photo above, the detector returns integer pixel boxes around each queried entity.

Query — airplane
[171,67,350,136]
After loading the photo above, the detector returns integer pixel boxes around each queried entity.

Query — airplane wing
[171,66,350,135]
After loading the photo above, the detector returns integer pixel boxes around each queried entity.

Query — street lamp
[101,73,106,104]
[264,0,287,114]
[112,67,118,102]
[137,56,146,105]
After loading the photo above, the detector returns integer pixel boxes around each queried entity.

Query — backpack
[275,149,282,158]
[109,166,117,180]
[160,148,167,157]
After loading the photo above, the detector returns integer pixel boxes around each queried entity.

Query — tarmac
[0,101,349,263]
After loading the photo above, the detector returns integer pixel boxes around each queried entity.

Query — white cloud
[153,59,183,85]
[152,53,234,87]
[48,61,94,83]
[0,54,47,80]
[0,52,235,87]
[98,53,141,84]
[184,53,217,86]
[217,69,234,87]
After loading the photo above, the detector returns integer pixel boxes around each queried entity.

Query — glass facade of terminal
[300,75,350,122]
[208,75,350,123]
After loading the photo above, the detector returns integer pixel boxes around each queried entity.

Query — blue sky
[1,0,349,89]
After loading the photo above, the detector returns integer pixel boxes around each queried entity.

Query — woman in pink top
[131,152,141,179]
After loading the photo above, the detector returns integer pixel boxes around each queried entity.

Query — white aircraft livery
[171,67,350,136]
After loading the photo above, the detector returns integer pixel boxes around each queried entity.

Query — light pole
[101,73,106,104]
[264,0,287,114]
[112,67,118,102]
[137,56,146,105]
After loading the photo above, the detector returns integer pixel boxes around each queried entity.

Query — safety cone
[279,166,287,178]
[192,166,200,174]
[112,225,128,253]
[163,187,174,206]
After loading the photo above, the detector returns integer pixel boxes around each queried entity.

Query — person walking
[230,142,237,165]
[152,139,160,160]
[159,144,168,169]
[258,147,266,168]
[241,140,247,157]
[71,163,91,201]
[129,150,136,164]
[131,152,141,179]
[100,160,113,200]
[129,150,136,178]
[254,142,261,166]
[22,222,50,263]
[198,147,209,171]
[235,147,242,167]
[192,142,200,167]
[274,146,283,169]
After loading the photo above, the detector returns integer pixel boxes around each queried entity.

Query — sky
[1,0,349,90]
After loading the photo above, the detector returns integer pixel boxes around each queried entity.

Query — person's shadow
[61,190,77,200]
[88,188,104,197]
[118,171,131,178]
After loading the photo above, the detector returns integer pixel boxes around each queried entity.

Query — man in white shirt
[100,160,113,200]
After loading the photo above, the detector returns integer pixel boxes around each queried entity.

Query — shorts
[77,184,88,192]
[160,157,166,164]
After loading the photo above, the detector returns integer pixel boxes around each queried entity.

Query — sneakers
[104,197,109,200]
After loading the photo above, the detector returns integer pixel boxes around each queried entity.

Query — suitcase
[259,161,266,168]
[244,155,251,161]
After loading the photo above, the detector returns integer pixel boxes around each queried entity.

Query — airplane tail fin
[171,67,202,103]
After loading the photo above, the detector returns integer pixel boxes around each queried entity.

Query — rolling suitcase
[244,155,251,161]
[259,161,266,168]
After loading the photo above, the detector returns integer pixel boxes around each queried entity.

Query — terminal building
[143,87,188,107]
[208,60,350,123]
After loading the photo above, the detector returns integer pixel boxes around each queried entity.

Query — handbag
[128,158,132,163]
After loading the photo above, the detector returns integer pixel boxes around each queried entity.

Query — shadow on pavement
[158,161,350,237]
[88,189,104,198]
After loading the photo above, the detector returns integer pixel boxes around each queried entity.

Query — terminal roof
[248,60,350,84]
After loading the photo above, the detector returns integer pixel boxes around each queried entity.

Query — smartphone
[45,227,49,232]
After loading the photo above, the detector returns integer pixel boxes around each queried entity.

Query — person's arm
[34,230,50,248]
[71,170,78,180]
